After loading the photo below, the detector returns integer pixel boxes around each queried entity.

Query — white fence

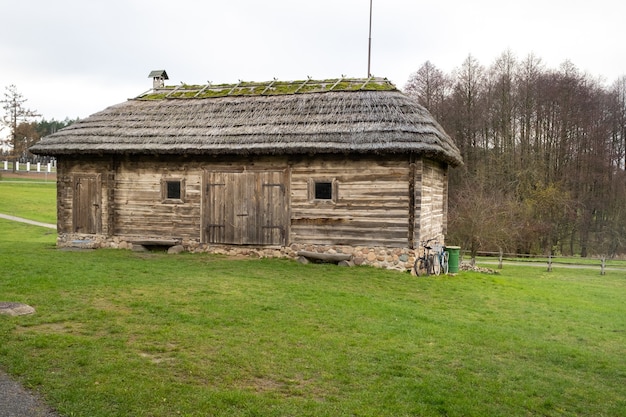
[1,161,55,173]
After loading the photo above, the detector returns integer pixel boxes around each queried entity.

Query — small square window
[166,181,181,200]
[315,182,333,200]
[308,178,337,203]
[162,178,185,203]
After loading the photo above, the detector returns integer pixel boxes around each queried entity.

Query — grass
[0,184,625,416]
[0,179,56,223]
[472,255,626,270]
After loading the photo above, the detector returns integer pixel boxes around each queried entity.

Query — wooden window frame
[308,178,338,203]
[161,177,185,204]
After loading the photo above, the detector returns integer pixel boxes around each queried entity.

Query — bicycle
[439,247,449,274]
[414,239,437,276]
[414,239,449,276]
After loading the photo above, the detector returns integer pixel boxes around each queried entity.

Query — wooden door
[204,170,287,245]
[73,174,101,234]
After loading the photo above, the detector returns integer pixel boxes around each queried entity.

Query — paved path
[0,370,60,417]
[0,213,55,229]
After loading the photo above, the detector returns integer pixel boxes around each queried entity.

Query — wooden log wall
[114,157,202,239]
[290,155,411,247]
[414,158,447,245]
[56,159,72,234]
[56,157,113,235]
[56,154,449,253]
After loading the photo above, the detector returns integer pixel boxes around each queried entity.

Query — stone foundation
[57,233,418,271]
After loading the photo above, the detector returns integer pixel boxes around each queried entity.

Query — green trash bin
[445,246,461,273]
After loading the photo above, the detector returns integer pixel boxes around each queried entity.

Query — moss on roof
[136,77,397,100]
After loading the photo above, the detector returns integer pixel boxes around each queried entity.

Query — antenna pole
[367,0,373,77]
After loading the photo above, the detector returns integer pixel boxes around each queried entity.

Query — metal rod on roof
[367,0,373,77]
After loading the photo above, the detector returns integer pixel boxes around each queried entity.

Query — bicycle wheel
[430,253,441,276]
[441,251,449,274]
[414,258,428,276]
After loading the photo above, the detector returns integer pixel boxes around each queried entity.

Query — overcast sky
[1,0,625,121]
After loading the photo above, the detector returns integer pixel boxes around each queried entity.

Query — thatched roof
[30,77,462,166]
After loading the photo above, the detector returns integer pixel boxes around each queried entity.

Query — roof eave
[29,146,463,167]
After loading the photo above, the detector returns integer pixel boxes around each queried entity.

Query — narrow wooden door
[204,170,287,245]
[259,171,287,245]
[72,174,101,234]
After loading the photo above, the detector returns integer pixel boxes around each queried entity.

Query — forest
[405,51,626,258]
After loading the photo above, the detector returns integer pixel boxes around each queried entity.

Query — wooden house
[30,75,462,269]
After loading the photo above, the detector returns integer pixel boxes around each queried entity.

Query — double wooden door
[204,170,287,245]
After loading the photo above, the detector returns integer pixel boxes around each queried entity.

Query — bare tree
[404,61,451,120]
[485,50,518,186]
[450,55,487,170]
[1,85,39,171]
[610,76,626,170]
[515,53,544,176]
[447,174,519,261]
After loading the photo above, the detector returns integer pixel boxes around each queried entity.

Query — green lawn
[0,185,625,416]
[0,179,56,223]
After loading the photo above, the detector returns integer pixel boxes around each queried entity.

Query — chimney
[148,70,169,90]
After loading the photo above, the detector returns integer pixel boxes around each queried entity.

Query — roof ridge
[135,77,397,100]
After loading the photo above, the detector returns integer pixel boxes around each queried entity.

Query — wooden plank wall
[290,156,411,247]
